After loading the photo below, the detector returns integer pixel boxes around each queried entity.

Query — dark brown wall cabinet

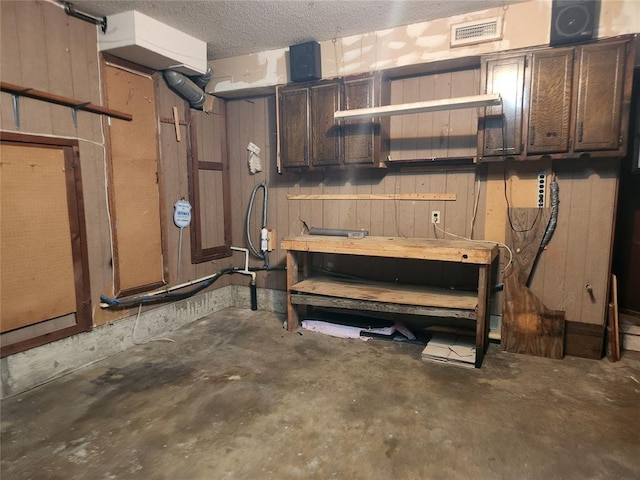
[479,37,634,161]
[278,73,390,171]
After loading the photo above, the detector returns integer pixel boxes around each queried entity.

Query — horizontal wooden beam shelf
[290,276,478,311]
[1,81,133,121]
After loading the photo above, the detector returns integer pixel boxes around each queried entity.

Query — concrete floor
[2,308,639,480]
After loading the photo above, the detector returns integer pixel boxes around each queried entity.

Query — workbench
[281,235,500,367]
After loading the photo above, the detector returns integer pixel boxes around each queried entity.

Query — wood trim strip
[197,161,224,171]
[287,193,457,201]
[1,81,132,121]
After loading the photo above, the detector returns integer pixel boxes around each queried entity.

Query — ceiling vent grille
[450,17,502,47]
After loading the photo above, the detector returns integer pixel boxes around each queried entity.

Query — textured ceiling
[68,0,526,60]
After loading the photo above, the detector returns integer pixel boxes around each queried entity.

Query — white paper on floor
[302,319,412,341]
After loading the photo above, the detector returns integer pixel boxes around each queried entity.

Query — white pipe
[231,246,257,282]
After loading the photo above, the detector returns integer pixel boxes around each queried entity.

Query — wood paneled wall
[155,79,234,288]
[527,159,619,326]
[0,1,118,326]
[226,91,620,327]
[0,1,620,333]
[0,1,233,328]
[226,95,485,292]
[389,69,480,161]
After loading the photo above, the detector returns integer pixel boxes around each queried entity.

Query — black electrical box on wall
[289,41,322,83]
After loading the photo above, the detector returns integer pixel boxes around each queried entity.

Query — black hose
[100,265,285,309]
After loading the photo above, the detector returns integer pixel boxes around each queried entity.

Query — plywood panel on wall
[0,144,76,332]
[104,63,164,294]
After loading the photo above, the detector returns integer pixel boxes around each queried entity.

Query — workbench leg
[476,264,491,368]
[286,250,299,331]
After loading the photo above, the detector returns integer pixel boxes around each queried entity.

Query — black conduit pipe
[250,282,258,311]
[246,182,269,265]
[526,178,559,288]
[100,265,284,309]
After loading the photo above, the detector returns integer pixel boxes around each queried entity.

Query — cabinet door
[343,76,377,165]
[480,56,526,158]
[279,86,309,168]
[528,48,573,154]
[310,82,341,166]
[574,41,626,151]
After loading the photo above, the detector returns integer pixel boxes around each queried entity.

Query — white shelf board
[334,93,501,120]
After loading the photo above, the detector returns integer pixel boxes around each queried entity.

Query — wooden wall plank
[448,69,479,158]
[1,3,20,130]
[76,18,102,141]
[389,80,404,161]
[44,5,74,135]
[581,159,617,325]
[559,161,592,322]
[400,76,420,160]
[417,74,436,158]
[1,2,22,86]
[15,1,52,134]
[227,98,244,257]
[432,72,451,158]
[413,170,432,238]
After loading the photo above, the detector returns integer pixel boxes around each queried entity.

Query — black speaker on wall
[289,41,321,83]
[550,0,599,46]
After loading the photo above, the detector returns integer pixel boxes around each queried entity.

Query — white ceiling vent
[450,17,503,47]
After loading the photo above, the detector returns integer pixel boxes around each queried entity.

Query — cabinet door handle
[530,126,535,146]
[578,121,584,143]
[490,147,515,152]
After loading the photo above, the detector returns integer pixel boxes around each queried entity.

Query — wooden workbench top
[281,235,498,264]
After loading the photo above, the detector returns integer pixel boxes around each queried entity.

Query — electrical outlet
[537,172,546,208]
[431,211,441,224]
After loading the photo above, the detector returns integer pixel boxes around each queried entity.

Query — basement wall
[0,0,638,383]
[208,0,640,95]
[0,285,288,398]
